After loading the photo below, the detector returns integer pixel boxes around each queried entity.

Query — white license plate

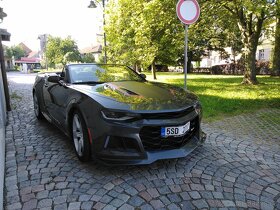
[161,121,190,137]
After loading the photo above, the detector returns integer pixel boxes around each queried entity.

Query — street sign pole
[184,25,188,90]
[176,0,200,90]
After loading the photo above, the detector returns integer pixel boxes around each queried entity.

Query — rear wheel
[33,92,44,120]
[72,111,91,162]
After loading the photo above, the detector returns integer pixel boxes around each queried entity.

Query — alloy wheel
[33,94,39,117]
[72,114,84,157]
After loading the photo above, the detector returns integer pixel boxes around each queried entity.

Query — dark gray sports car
[33,64,206,165]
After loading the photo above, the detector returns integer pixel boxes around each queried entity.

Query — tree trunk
[187,51,193,73]
[151,61,157,80]
[272,17,280,76]
[242,41,258,85]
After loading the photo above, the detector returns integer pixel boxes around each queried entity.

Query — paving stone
[100,195,113,203]
[139,191,153,202]
[103,182,114,190]
[21,193,35,202]
[80,201,94,210]
[125,187,138,196]
[150,199,165,209]
[22,199,37,210]
[6,202,22,210]
[38,199,52,208]
[167,194,181,203]
[189,191,201,199]
[128,195,145,207]
[68,202,81,210]
[192,199,209,209]
[110,198,125,208]
[91,202,105,210]
[222,200,236,207]
[147,188,160,198]
[53,195,67,205]
[167,203,181,210]
[103,204,116,210]
[4,73,280,210]
[116,194,129,203]
[119,203,135,210]
[36,190,49,199]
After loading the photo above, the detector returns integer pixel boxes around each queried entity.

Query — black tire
[71,111,91,162]
[33,92,44,120]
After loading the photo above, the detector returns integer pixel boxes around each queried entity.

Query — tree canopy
[105,0,278,83]
[5,45,26,60]
[46,36,81,66]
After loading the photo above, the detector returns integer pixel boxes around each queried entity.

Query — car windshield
[68,64,144,84]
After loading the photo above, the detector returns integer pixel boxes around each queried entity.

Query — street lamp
[88,0,107,64]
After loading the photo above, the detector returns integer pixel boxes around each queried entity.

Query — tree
[81,54,96,63]
[105,0,245,78]
[106,0,185,79]
[46,36,81,66]
[5,45,26,60]
[204,0,275,84]
[185,2,243,73]
[272,0,280,75]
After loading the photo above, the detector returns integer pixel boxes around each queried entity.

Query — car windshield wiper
[72,81,104,85]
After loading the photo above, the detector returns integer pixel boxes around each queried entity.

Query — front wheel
[33,92,44,120]
[72,111,91,162]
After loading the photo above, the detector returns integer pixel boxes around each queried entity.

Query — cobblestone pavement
[4,72,280,210]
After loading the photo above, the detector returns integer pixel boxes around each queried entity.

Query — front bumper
[89,110,206,165]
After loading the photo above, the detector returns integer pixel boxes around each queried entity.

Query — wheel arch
[67,105,88,134]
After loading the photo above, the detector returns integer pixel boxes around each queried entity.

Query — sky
[0,0,102,51]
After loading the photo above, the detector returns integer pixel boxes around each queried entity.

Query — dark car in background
[32,64,206,165]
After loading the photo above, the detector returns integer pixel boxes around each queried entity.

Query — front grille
[139,117,198,150]
[140,106,194,120]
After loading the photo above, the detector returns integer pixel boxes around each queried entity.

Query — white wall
[0,64,6,210]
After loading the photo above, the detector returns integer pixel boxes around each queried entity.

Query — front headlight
[101,110,140,121]
[194,102,202,116]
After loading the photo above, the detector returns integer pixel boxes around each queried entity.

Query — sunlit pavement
[4,71,280,210]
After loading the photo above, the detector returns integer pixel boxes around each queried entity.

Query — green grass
[145,72,280,122]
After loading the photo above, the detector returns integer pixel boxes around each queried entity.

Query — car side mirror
[140,73,146,79]
[48,75,60,83]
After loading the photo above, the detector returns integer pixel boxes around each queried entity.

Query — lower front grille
[139,117,198,150]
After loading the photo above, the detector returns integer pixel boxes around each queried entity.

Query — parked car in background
[32,64,206,165]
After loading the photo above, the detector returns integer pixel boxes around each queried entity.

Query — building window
[259,49,265,60]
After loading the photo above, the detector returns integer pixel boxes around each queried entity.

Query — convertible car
[33,64,206,165]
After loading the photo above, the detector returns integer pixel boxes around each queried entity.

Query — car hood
[71,81,198,111]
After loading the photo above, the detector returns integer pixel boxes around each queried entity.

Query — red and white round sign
[176,0,200,25]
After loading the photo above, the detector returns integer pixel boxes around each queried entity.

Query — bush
[256,60,271,75]
[208,60,271,75]
[148,64,169,72]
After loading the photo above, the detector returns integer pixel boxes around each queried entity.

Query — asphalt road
[4,71,280,210]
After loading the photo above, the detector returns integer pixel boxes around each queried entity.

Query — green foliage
[5,45,26,60]
[203,0,276,84]
[105,0,277,83]
[81,54,96,63]
[105,0,184,69]
[46,36,81,65]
